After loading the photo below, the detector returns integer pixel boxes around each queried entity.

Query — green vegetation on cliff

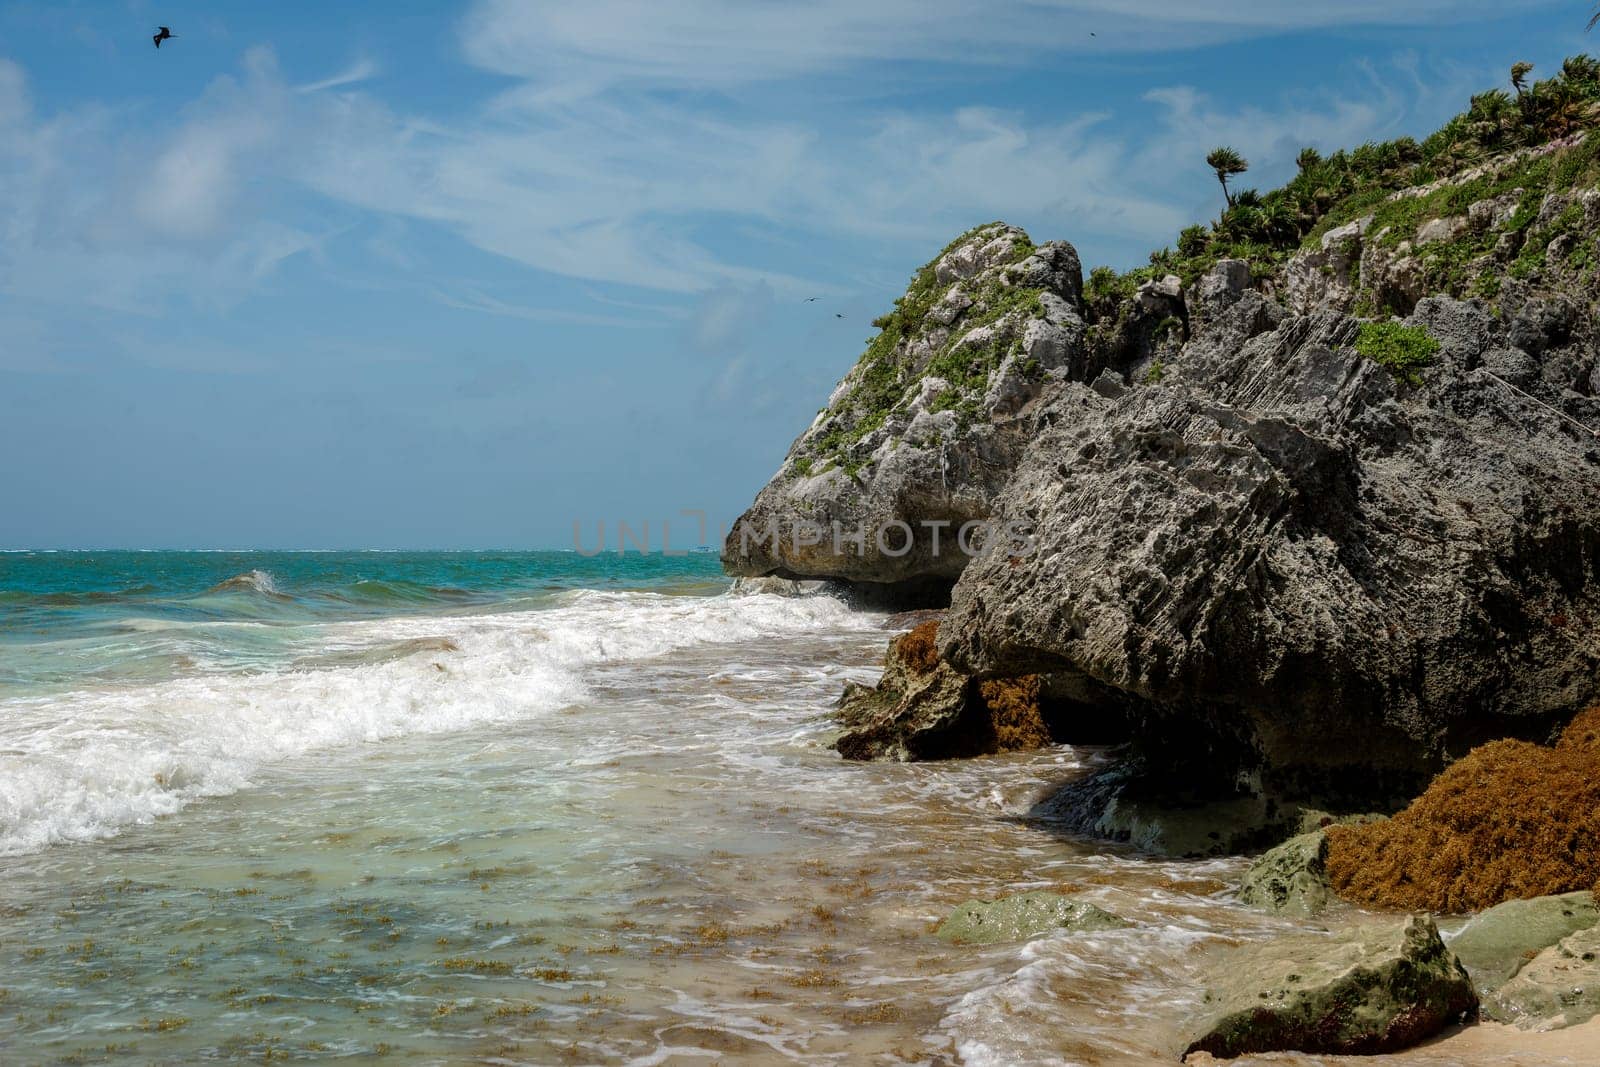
[1356,321,1440,385]
[802,223,1047,475]
[1102,54,1600,308]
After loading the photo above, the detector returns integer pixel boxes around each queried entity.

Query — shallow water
[0,555,1589,1065]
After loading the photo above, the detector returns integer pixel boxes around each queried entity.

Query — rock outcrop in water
[834,619,1051,761]
[836,618,1134,760]
[1183,915,1477,1059]
[726,73,1600,830]
[944,288,1600,804]
[935,891,1130,945]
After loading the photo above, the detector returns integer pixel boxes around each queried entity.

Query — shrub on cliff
[1077,53,1600,314]
[1325,707,1600,913]
[1356,321,1441,385]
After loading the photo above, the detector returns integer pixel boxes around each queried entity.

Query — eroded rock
[1449,890,1600,994]
[722,223,1088,594]
[943,294,1600,805]
[1487,925,1600,1029]
[1183,916,1477,1059]
[834,620,1050,761]
[1237,832,1333,917]
[936,891,1131,945]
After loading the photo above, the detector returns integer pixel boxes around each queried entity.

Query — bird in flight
[835,313,844,319]
[153,26,175,49]
[804,297,819,302]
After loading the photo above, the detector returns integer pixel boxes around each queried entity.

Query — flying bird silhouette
[153,26,175,49]
[804,297,819,302]
[835,313,844,318]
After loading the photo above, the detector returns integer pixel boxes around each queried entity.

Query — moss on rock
[1184,916,1477,1059]
[1237,832,1335,918]
[936,891,1130,945]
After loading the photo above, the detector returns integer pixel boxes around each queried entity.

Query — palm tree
[1206,147,1249,208]
[1296,146,1322,174]
[1511,62,1534,97]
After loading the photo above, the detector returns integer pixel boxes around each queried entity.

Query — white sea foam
[0,589,875,856]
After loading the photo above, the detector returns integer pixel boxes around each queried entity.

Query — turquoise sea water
[0,552,725,697]
[0,552,1518,1065]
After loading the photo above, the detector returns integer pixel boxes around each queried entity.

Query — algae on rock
[1237,832,1334,918]
[1447,890,1600,993]
[1184,916,1477,1059]
[936,891,1131,945]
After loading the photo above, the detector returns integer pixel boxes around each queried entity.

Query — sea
[0,551,1551,1065]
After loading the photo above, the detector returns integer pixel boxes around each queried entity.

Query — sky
[0,1,1595,549]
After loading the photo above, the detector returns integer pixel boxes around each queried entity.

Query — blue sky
[0,0,1594,548]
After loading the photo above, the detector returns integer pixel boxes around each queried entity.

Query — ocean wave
[318,578,476,606]
[0,590,877,856]
[0,584,159,607]
[204,569,291,600]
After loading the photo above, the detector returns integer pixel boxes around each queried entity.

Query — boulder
[1486,925,1600,1029]
[1028,759,1304,858]
[1183,916,1477,1059]
[1416,215,1469,246]
[1448,891,1600,994]
[834,620,1050,761]
[936,891,1130,945]
[1237,832,1333,917]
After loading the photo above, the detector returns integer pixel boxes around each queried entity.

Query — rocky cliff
[725,59,1600,831]
[721,224,1099,597]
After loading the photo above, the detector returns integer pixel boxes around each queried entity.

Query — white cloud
[0,5,1533,324]
[458,0,1549,90]
[297,58,381,95]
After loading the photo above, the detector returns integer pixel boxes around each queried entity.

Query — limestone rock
[1416,215,1469,246]
[722,223,1088,594]
[1195,259,1252,317]
[936,891,1131,945]
[1183,916,1477,1059]
[1448,891,1600,994]
[1028,758,1304,858]
[943,295,1600,803]
[1486,925,1600,1029]
[834,620,1050,761]
[1237,832,1333,917]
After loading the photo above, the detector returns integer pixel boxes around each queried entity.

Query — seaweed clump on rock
[1324,707,1600,913]
[835,620,1050,761]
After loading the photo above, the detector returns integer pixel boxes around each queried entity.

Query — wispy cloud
[0,2,1549,322]
[297,58,381,95]
[459,0,1551,90]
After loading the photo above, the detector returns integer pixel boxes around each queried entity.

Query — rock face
[943,291,1600,801]
[1027,756,1308,858]
[1183,915,1477,1059]
[936,891,1130,945]
[834,620,1051,761]
[723,223,1091,596]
